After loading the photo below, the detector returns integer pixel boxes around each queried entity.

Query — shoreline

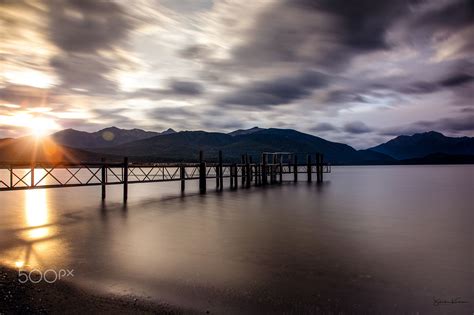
[0,266,188,314]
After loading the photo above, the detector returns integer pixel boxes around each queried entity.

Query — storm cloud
[1,0,473,147]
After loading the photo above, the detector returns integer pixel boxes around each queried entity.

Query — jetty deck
[0,151,330,201]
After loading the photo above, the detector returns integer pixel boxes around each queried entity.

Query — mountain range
[0,127,473,164]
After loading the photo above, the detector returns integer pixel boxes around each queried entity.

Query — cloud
[381,115,474,136]
[343,121,373,134]
[0,84,53,107]
[127,80,204,100]
[220,71,329,107]
[310,123,338,132]
[48,0,134,54]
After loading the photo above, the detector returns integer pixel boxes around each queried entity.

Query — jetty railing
[0,151,330,201]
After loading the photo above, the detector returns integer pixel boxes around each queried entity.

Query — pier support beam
[199,151,206,194]
[293,155,298,182]
[278,158,283,184]
[319,153,324,183]
[262,154,267,185]
[246,155,251,188]
[218,151,223,191]
[307,154,312,183]
[101,158,106,199]
[123,157,128,202]
[180,165,185,192]
[31,163,35,187]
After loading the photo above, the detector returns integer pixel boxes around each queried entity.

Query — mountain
[0,136,109,163]
[50,127,164,148]
[229,127,265,136]
[160,128,176,135]
[368,131,474,159]
[89,128,390,164]
[2,128,472,164]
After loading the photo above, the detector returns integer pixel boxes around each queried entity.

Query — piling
[199,151,206,194]
[123,157,128,202]
[279,157,283,183]
[262,154,268,185]
[320,153,324,183]
[101,158,106,199]
[218,151,223,191]
[307,154,312,183]
[293,155,298,182]
[31,163,35,187]
[180,165,185,192]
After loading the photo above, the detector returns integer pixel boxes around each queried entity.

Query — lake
[0,165,473,313]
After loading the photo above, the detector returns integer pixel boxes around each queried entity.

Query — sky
[0,0,473,148]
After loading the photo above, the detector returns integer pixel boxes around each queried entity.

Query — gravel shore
[0,266,188,314]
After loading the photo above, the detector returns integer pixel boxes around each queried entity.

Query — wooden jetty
[0,151,331,201]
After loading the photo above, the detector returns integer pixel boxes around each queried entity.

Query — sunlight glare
[25,188,50,240]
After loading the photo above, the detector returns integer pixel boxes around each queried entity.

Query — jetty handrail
[0,151,330,201]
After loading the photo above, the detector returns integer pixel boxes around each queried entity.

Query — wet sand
[0,266,188,314]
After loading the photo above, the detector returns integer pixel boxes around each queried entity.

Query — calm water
[0,166,473,313]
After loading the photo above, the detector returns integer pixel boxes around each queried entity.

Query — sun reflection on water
[25,189,50,239]
[9,186,68,269]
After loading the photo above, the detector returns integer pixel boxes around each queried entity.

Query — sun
[29,118,54,138]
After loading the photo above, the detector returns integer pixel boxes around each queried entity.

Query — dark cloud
[310,123,338,132]
[50,53,120,94]
[48,0,134,54]
[343,121,373,134]
[169,80,203,95]
[220,71,329,107]
[439,73,474,87]
[0,84,52,107]
[128,80,204,100]
[291,0,409,50]
[381,115,474,136]
[46,0,137,95]
[230,0,412,71]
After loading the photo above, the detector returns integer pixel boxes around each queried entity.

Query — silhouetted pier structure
[0,151,330,201]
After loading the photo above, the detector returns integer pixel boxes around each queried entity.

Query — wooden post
[262,154,267,185]
[180,165,185,192]
[307,154,312,183]
[315,153,319,183]
[270,155,275,184]
[246,155,251,188]
[279,155,283,183]
[293,155,298,182]
[230,164,233,189]
[215,164,220,190]
[101,158,106,199]
[234,164,239,190]
[218,151,223,191]
[320,153,324,182]
[199,151,206,194]
[241,155,245,187]
[249,156,253,182]
[123,157,128,202]
[31,163,35,187]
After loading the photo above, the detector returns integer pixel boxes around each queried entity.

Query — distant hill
[89,128,392,164]
[228,127,265,136]
[368,131,474,159]
[1,128,473,165]
[0,136,110,164]
[50,127,171,149]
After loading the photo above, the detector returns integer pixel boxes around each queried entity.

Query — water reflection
[2,185,69,270]
[25,189,50,239]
